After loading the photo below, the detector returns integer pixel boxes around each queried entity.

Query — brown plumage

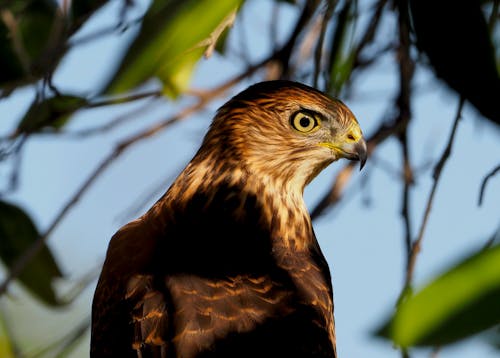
[91,80,367,358]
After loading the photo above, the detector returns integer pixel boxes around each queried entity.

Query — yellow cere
[347,125,363,142]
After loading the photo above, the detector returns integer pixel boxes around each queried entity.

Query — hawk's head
[199,80,366,191]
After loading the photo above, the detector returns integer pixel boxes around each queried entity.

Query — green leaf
[0,1,59,86]
[0,201,64,306]
[0,313,15,358]
[329,51,355,96]
[377,243,500,347]
[69,0,108,28]
[105,0,243,98]
[409,0,500,125]
[0,24,24,85]
[328,0,357,96]
[15,94,88,135]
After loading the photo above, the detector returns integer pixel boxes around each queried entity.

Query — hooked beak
[341,137,367,170]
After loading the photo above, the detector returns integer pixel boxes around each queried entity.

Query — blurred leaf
[329,51,355,96]
[377,243,500,347]
[328,0,356,95]
[0,201,63,306]
[0,23,24,84]
[106,0,243,98]
[0,312,15,358]
[492,326,500,350]
[15,94,88,136]
[0,0,59,86]
[30,317,90,358]
[409,0,500,125]
[69,0,108,31]
[18,1,57,64]
[482,325,500,351]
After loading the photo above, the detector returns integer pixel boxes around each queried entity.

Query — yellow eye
[291,111,320,133]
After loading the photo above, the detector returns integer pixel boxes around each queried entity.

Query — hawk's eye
[291,111,320,133]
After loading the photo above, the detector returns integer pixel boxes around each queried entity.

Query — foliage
[378,242,500,347]
[105,0,242,97]
[410,0,500,123]
[0,201,63,306]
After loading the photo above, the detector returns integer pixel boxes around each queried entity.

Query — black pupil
[299,116,311,128]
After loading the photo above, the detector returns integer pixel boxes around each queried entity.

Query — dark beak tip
[359,157,367,171]
[357,138,368,171]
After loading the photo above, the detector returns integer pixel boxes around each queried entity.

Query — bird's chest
[165,266,334,357]
[165,273,291,356]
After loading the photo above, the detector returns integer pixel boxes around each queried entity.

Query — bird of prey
[91,80,367,358]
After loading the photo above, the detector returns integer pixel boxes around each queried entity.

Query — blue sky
[0,1,499,357]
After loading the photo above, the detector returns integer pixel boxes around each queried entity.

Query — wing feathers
[126,274,169,356]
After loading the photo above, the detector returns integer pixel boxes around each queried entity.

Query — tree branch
[477,162,500,206]
[394,0,415,273]
[352,0,388,68]
[312,0,337,88]
[203,9,237,59]
[66,97,161,138]
[404,97,464,290]
[399,130,414,259]
[86,90,163,109]
[272,0,322,78]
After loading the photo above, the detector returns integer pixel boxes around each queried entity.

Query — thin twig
[404,98,464,288]
[395,0,415,271]
[66,97,161,138]
[0,136,26,194]
[86,90,163,109]
[274,0,323,78]
[313,0,337,88]
[70,16,143,47]
[203,9,237,59]
[352,0,387,67]
[400,131,414,258]
[478,163,500,206]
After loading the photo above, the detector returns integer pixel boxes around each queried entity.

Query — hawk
[91,80,367,358]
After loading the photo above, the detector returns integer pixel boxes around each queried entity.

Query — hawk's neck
[154,156,317,252]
